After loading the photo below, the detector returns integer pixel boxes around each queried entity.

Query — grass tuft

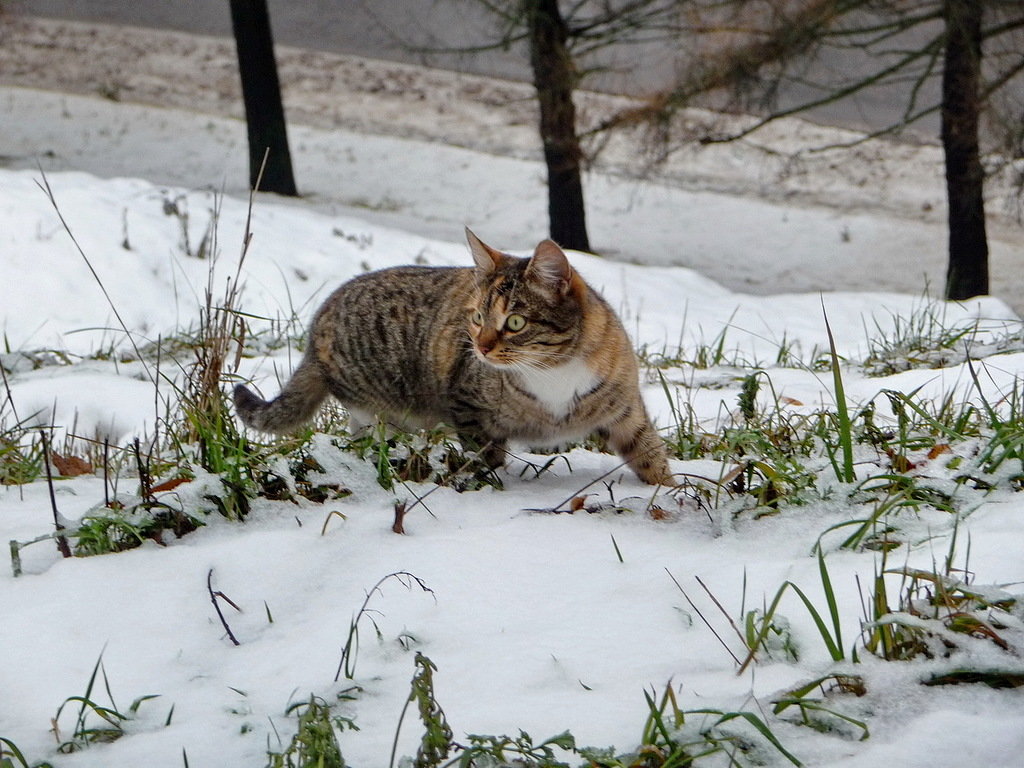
[334,572,436,682]
[51,652,161,754]
[772,674,869,740]
[1,737,55,768]
[265,694,356,768]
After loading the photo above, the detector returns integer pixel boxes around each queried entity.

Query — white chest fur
[513,358,601,419]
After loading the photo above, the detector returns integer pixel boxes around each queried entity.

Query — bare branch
[685,27,947,144]
[41,431,73,559]
[982,56,1024,101]
[207,569,241,646]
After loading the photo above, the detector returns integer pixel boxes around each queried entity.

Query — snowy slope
[2,167,1024,767]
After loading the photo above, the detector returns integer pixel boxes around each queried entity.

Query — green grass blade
[689,709,802,766]
[882,389,969,441]
[0,738,30,768]
[822,301,854,482]
[738,583,789,673]
[816,550,843,655]
[642,688,675,746]
[610,533,624,563]
[786,582,843,661]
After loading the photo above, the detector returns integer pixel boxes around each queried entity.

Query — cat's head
[464,228,586,369]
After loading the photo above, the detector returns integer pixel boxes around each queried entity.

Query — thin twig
[0,360,20,423]
[396,437,505,519]
[35,169,154,385]
[392,500,408,534]
[132,438,153,504]
[666,568,742,667]
[695,574,749,649]
[548,457,641,512]
[41,431,72,559]
[102,438,111,509]
[546,439,680,511]
[334,571,435,682]
[207,569,241,646]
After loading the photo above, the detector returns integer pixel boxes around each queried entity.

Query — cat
[233,229,674,486]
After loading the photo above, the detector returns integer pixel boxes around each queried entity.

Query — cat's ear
[527,240,573,296]
[465,227,505,273]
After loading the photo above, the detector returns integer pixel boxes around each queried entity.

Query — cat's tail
[233,357,329,434]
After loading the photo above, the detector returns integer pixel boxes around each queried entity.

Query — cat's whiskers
[506,358,539,378]
[514,359,557,378]
[507,356,578,386]
[512,350,575,372]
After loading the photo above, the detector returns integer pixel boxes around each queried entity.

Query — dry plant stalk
[183,194,249,445]
[184,153,266,449]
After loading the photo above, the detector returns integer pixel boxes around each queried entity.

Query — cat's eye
[470,310,484,326]
[505,314,527,332]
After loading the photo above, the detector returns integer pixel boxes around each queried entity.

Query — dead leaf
[150,476,191,493]
[649,506,670,521]
[719,463,745,487]
[928,444,952,460]
[393,501,407,534]
[569,495,591,512]
[886,448,917,473]
[51,453,93,477]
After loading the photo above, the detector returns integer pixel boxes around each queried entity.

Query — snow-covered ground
[3,16,1024,768]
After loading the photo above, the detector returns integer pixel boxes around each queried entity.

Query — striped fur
[234,229,673,485]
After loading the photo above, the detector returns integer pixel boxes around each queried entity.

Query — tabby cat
[234,229,673,485]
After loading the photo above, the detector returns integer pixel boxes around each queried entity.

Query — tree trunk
[229,0,298,196]
[526,0,591,252]
[941,0,987,300]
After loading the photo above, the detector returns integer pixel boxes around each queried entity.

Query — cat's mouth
[474,347,511,366]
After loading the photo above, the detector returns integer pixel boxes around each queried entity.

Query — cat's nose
[477,330,498,356]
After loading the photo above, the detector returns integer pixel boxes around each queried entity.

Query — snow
[3,18,1024,768]
[4,16,1024,312]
